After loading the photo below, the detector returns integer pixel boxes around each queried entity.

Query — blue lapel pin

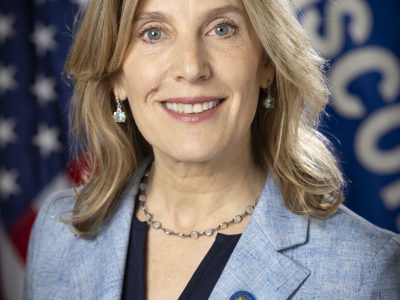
[230,290,256,300]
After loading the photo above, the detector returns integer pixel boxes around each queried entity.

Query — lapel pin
[230,290,256,300]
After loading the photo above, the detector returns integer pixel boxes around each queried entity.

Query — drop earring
[113,96,126,123]
[262,87,274,109]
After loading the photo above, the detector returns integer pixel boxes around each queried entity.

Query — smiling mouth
[162,98,226,114]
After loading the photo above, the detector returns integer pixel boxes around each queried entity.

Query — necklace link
[138,171,258,239]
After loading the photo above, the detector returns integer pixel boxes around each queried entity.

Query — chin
[161,142,224,164]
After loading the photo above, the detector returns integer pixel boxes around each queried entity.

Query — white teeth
[164,99,223,114]
[193,103,202,113]
[183,104,193,113]
[178,103,184,113]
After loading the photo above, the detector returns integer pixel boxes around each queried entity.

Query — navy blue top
[122,206,241,300]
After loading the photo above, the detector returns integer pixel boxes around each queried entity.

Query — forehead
[134,0,246,20]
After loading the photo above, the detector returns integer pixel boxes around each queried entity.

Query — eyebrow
[134,4,244,23]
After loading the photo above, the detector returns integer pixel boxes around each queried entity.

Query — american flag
[0,1,399,299]
[0,1,86,299]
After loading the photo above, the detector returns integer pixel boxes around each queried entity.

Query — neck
[143,141,266,233]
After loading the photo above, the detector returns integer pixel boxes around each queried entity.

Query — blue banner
[0,1,398,299]
[297,0,400,232]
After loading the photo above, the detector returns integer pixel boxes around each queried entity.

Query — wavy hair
[65,0,344,236]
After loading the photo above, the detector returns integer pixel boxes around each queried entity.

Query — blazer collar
[252,175,310,251]
[209,175,311,299]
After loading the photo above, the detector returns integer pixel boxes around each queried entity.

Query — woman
[24,0,399,299]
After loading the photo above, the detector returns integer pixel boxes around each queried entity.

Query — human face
[115,0,272,163]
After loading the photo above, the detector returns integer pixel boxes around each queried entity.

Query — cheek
[224,55,261,109]
[121,54,165,101]
[213,43,262,90]
[121,60,165,145]
[230,61,262,134]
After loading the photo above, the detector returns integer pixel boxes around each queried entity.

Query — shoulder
[308,203,400,263]
[30,188,77,240]
[28,187,80,254]
[30,188,78,245]
[311,204,399,259]
[38,188,77,218]
[310,204,399,251]
[300,204,400,297]
[295,203,400,266]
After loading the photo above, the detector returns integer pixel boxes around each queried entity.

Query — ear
[112,75,128,101]
[260,62,275,89]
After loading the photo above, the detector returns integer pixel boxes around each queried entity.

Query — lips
[160,96,226,122]
[164,99,222,114]
[161,96,226,115]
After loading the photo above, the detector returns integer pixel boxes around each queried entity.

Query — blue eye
[215,25,230,36]
[146,28,162,40]
[212,21,238,37]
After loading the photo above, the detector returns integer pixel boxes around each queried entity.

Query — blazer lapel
[70,157,152,299]
[209,176,311,300]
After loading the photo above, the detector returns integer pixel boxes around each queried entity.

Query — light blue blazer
[24,158,400,299]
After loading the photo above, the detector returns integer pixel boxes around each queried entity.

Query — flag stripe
[9,206,37,263]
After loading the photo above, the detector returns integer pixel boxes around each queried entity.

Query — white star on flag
[0,63,17,95]
[0,116,17,148]
[0,168,20,200]
[32,124,63,157]
[0,13,16,43]
[31,23,57,55]
[31,75,57,105]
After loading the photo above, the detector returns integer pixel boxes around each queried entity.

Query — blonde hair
[66,0,344,236]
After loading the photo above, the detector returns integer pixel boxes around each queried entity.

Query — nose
[170,36,211,84]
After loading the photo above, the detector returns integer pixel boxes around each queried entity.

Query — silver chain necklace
[137,171,258,239]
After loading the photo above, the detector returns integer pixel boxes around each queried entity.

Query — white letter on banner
[381,179,400,210]
[355,104,400,174]
[329,47,400,118]
[300,0,372,58]
[355,104,400,212]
